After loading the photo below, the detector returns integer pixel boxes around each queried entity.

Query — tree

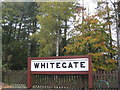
[2,2,38,70]
[64,14,117,71]
[116,1,120,88]
[97,1,116,58]
[33,2,75,56]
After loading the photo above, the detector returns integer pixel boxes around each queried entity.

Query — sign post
[27,55,92,89]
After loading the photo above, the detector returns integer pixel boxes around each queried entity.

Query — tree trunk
[17,18,22,40]
[56,32,59,56]
[118,27,120,89]
[117,1,120,89]
[8,21,13,43]
[64,18,67,45]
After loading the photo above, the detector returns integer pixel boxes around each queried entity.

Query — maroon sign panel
[27,55,92,89]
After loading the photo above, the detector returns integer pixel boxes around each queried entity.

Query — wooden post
[27,57,32,89]
[88,55,92,89]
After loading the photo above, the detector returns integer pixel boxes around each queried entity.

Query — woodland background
[2,1,120,71]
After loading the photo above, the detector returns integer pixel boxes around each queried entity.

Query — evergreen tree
[2,2,38,70]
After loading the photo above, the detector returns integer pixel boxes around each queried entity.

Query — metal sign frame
[27,55,92,89]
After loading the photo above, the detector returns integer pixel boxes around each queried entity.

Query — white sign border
[31,58,89,71]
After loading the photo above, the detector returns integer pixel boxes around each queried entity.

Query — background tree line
[2,1,120,71]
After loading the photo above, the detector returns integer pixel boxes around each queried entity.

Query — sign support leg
[88,73,92,90]
[27,72,32,88]
[27,57,32,89]
[88,56,92,90]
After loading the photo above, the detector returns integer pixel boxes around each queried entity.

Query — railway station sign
[31,58,89,71]
[27,55,92,89]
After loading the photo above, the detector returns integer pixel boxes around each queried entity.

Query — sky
[79,0,97,14]
[78,0,119,14]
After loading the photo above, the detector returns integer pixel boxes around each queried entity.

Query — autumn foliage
[64,15,117,71]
